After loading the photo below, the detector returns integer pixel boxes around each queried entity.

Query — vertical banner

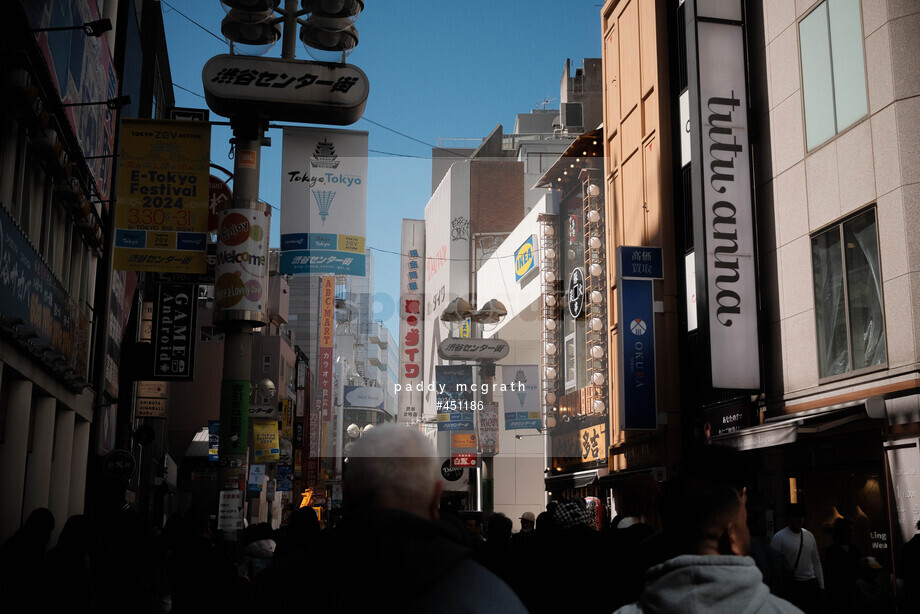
[219,380,250,454]
[208,420,220,461]
[280,128,368,276]
[886,439,920,544]
[690,1,761,389]
[318,276,335,422]
[398,219,425,424]
[114,119,210,273]
[213,203,271,322]
[501,365,542,430]
[435,365,474,431]
[478,402,499,456]
[617,247,663,430]
[153,284,198,379]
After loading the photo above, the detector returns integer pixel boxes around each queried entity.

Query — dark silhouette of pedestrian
[166,508,250,614]
[0,507,54,598]
[272,506,320,561]
[42,515,95,614]
[900,519,920,611]
[825,517,860,613]
[254,424,527,613]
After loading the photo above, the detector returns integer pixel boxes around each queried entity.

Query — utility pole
[203,0,368,537]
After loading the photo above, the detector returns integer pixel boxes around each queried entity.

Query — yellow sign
[253,419,280,462]
[514,235,535,282]
[579,423,608,463]
[451,433,477,448]
[114,119,210,273]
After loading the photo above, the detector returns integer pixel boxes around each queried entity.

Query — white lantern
[591,345,605,359]
[346,423,360,439]
[592,372,605,386]
[545,392,557,405]
[545,294,556,307]
[592,399,606,414]
[545,318,557,331]
[545,342,557,356]
[587,209,600,223]
[590,317,604,332]
[544,271,556,283]
[586,184,600,197]
[589,263,603,277]
[591,290,603,305]
[589,236,601,250]
[543,225,555,237]
[544,247,556,260]
[545,366,557,380]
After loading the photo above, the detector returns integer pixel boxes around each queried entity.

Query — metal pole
[281,0,299,60]
[216,118,264,537]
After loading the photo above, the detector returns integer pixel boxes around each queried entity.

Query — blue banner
[280,248,366,276]
[619,278,657,429]
[436,365,474,431]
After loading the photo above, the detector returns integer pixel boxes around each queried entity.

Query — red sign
[318,277,335,421]
[208,175,232,233]
[452,453,478,468]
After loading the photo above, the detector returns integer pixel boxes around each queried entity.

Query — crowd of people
[3,424,920,613]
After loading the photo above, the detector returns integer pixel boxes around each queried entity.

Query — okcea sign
[617,247,662,430]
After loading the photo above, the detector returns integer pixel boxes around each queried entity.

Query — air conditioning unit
[560,102,584,132]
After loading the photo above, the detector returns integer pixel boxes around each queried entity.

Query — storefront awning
[709,404,868,451]
[544,469,602,491]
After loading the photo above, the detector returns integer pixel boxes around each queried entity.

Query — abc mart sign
[202,55,369,125]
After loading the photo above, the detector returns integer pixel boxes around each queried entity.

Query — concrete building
[418,58,602,523]
[0,0,174,542]
[596,0,920,584]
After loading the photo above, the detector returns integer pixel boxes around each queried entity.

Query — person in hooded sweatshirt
[615,446,803,614]
[254,424,527,613]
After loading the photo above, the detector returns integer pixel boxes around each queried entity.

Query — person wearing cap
[512,511,535,540]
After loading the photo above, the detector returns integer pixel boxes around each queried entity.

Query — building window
[799,0,868,150]
[811,208,885,379]
[262,354,272,374]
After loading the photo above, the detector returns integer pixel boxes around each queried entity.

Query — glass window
[799,0,868,150]
[811,208,885,379]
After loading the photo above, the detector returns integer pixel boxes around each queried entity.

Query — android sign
[214,207,270,320]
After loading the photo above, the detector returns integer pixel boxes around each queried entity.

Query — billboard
[397,219,425,424]
[423,162,471,412]
[280,128,368,276]
[24,0,119,202]
[213,204,271,324]
[114,119,211,273]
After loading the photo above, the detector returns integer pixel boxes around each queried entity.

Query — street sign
[451,453,478,468]
[440,460,464,482]
[437,337,510,361]
[567,267,585,319]
[202,55,369,125]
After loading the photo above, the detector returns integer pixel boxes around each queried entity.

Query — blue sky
[162,1,603,333]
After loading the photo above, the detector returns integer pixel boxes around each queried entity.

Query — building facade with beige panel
[600,0,920,582]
